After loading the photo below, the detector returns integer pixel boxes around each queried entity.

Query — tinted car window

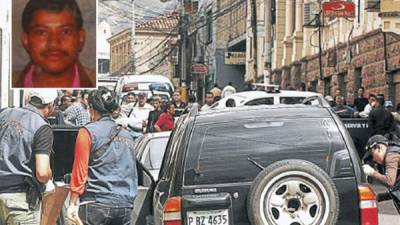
[143,137,169,170]
[245,97,274,106]
[159,115,190,180]
[184,118,346,185]
[280,97,306,104]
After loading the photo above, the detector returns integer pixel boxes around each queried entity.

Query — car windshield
[143,137,169,170]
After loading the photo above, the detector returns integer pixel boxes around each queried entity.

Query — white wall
[97,20,111,60]
[0,0,11,108]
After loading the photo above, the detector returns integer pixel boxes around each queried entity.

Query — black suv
[131,104,379,225]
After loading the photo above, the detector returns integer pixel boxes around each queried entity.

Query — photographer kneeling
[363,135,400,188]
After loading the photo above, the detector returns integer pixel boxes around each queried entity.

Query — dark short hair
[22,0,83,32]
[127,92,135,97]
[80,90,88,99]
[61,95,71,104]
[89,87,118,114]
[359,87,365,91]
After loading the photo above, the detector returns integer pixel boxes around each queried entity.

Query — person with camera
[363,135,400,188]
[0,90,56,224]
[67,88,138,225]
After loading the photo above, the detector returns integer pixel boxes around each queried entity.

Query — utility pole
[316,11,323,80]
[130,0,136,73]
[251,0,258,82]
[179,0,189,100]
[264,0,272,84]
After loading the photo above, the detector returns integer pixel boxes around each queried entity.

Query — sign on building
[323,1,356,18]
[192,64,208,74]
[225,52,246,65]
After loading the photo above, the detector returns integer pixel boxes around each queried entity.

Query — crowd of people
[323,87,400,138]
[48,88,194,135]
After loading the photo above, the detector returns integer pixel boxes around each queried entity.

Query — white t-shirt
[126,103,154,130]
[201,104,212,111]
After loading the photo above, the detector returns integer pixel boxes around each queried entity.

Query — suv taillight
[163,196,182,225]
[359,184,378,225]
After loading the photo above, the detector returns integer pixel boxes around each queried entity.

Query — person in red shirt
[155,103,175,132]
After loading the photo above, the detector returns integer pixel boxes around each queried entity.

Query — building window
[354,67,362,92]
[338,72,348,99]
[324,76,332,96]
[98,59,110,74]
[310,80,318,92]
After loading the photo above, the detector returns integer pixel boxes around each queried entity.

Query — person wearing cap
[116,92,154,133]
[0,90,57,224]
[363,135,400,187]
[67,87,138,225]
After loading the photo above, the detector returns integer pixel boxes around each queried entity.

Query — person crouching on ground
[67,87,138,225]
[363,135,400,188]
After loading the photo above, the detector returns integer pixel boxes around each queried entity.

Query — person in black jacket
[147,97,163,133]
[368,94,394,136]
[354,87,369,112]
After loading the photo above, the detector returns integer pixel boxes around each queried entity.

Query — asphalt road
[372,183,400,225]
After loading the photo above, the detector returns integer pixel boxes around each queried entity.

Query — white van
[115,74,174,103]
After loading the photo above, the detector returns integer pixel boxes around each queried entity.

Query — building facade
[270,0,400,106]
[97,20,112,75]
[108,13,179,80]
[194,0,247,94]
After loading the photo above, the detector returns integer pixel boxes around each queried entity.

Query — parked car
[210,90,329,109]
[133,104,378,225]
[115,74,174,103]
[135,131,171,180]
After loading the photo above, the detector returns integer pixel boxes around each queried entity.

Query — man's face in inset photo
[21,7,85,75]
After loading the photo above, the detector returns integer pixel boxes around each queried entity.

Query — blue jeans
[78,202,132,225]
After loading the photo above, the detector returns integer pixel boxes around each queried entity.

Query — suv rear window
[184,118,345,185]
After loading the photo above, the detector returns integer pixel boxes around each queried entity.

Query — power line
[110,0,250,74]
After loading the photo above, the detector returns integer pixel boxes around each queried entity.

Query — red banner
[323,1,356,18]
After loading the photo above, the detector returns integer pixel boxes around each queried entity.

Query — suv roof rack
[252,83,280,93]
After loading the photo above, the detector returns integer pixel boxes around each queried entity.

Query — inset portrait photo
[12,0,97,88]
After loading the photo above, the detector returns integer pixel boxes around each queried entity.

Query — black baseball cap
[365,135,388,151]
[362,135,388,161]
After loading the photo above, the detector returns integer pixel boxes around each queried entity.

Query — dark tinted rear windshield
[184,117,344,185]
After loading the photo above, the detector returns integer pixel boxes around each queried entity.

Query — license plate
[187,209,229,225]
